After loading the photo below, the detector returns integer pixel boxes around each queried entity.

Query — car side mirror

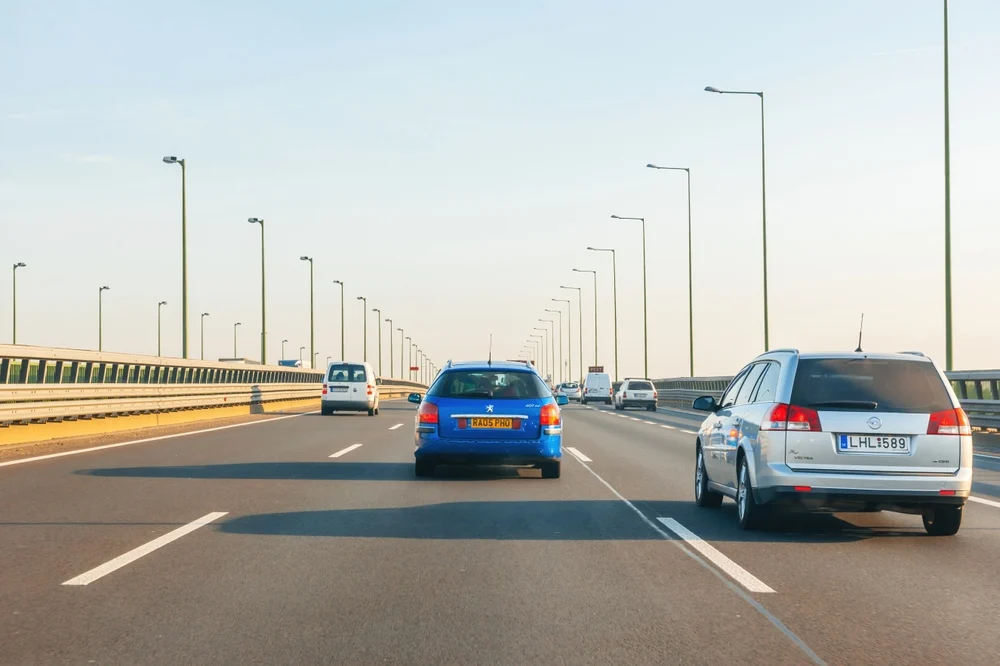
[692,395,718,412]
[407,393,422,404]
[556,395,569,406]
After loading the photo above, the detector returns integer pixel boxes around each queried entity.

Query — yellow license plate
[471,417,513,429]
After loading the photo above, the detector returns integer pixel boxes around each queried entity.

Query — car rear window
[790,358,952,413]
[628,381,653,391]
[327,364,367,383]
[564,382,579,389]
[427,370,550,399]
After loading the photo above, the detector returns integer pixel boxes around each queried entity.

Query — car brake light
[794,486,812,493]
[540,403,560,426]
[761,403,821,431]
[939,489,956,496]
[367,384,374,396]
[322,384,328,395]
[622,391,627,399]
[927,408,971,435]
[417,401,438,424]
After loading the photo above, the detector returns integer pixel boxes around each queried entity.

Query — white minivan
[322,361,380,416]
[581,372,613,405]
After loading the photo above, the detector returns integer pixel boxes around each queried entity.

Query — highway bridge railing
[648,371,999,432]
[0,345,426,426]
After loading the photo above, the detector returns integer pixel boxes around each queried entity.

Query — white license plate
[838,434,911,454]
[330,386,349,392]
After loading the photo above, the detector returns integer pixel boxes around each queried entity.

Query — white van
[322,361,380,416]
[581,372,612,405]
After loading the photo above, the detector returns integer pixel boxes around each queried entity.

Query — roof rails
[764,348,799,355]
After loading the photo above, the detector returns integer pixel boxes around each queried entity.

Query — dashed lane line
[330,443,363,458]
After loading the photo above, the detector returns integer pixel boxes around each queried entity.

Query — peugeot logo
[486,405,494,413]
[867,417,882,430]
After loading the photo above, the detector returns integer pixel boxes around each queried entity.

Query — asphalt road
[1,401,998,665]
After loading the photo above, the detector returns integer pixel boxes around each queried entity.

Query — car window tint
[564,382,579,389]
[328,364,367,382]
[426,371,550,399]
[735,364,766,406]
[720,368,750,408]
[752,363,780,403]
[628,381,654,391]
[790,358,952,413]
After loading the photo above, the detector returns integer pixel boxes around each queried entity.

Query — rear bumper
[758,487,968,513]
[621,399,656,408]
[415,434,562,463]
[321,398,374,411]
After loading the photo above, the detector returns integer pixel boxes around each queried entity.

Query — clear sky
[2,0,998,379]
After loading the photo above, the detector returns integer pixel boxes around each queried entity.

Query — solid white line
[388,423,404,430]
[680,429,698,435]
[566,447,592,463]
[330,443,363,458]
[63,511,228,586]
[0,411,318,470]
[973,452,1000,461]
[969,496,1000,509]
[657,518,775,593]
[565,455,824,665]
[661,425,675,430]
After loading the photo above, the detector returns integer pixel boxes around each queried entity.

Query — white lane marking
[680,429,698,435]
[565,456,824,665]
[0,411,319,470]
[330,443,363,458]
[617,414,629,419]
[657,518,775,593]
[566,447,592,463]
[969,496,1000,509]
[629,417,642,421]
[388,423,404,430]
[63,511,227,586]
[661,425,675,430]
[643,420,655,425]
[973,452,1000,461]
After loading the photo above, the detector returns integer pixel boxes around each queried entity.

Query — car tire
[321,404,333,416]
[541,461,561,479]
[694,448,723,508]
[367,406,375,416]
[414,460,435,478]
[922,505,962,536]
[737,457,769,530]
[581,398,587,405]
[606,399,612,405]
[647,405,656,412]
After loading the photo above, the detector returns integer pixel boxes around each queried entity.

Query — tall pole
[98,286,109,351]
[162,157,188,358]
[332,281,345,361]
[301,257,314,367]
[157,301,167,356]
[553,298,572,382]
[386,319,394,379]
[530,335,544,379]
[561,286,583,383]
[397,328,404,377]
[407,338,413,380]
[573,268,599,369]
[12,262,26,344]
[610,216,647,376]
[248,218,266,364]
[234,322,241,357]
[282,339,288,360]
[200,312,209,360]
[943,0,953,370]
[300,346,305,363]
[372,308,382,376]
[545,309,563,384]
[357,297,367,361]
[704,87,768,352]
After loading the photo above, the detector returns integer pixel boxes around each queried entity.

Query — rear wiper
[461,390,494,398]
[807,400,878,409]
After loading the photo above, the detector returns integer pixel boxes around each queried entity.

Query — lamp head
[704,86,722,93]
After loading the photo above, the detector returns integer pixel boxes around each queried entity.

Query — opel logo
[867,417,882,430]
[486,405,494,413]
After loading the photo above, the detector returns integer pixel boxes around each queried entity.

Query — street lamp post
[646,164,695,376]
[544,309,563,384]
[552,298,572,382]
[560,286,583,383]
[407,338,413,380]
[233,322,242,358]
[397,327,404,378]
[416,349,423,384]
[385,318,394,379]
[162,156,188,358]
[704,85,768,351]
[332,280,345,361]
[943,0,954,370]
[248,218,267,364]
[299,346,305,363]
[282,339,288,360]
[530,334,544,379]
[200,312,210,360]
[534,326,552,384]
[300,257,314,367]
[572,268,599,370]
[12,262,26,344]
[372,307,382,376]
[356,296,367,361]
[157,300,167,356]
[610,215,647,377]
[98,286,110,351]
[586,247,619,381]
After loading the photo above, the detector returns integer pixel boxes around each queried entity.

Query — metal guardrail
[0,345,426,426]
[649,371,1000,431]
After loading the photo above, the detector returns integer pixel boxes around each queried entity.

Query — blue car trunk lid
[435,397,542,440]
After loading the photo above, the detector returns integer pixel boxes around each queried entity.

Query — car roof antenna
[855,313,864,353]
[488,333,492,366]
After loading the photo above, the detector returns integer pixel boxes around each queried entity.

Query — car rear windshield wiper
[459,390,494,398]
[807,400,878,409]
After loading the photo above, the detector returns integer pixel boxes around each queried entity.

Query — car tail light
[367,384,374,396]
[622,391,627,399]
[927,408,971,435]
[540,403,560,426]
[653,391,658,400]
[939,489,956,496]
[322,384,328,395]
[417,401,438,425]
[761,403,822,431]
[794,486,812,493]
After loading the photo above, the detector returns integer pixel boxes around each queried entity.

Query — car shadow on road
[308,402,415,416]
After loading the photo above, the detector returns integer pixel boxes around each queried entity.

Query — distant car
[614,378,658,411]
[691,349,972,536]
[322,361,380,416]
[559,381,582,401]
[408,360,566,478]
[581,372,612,405]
